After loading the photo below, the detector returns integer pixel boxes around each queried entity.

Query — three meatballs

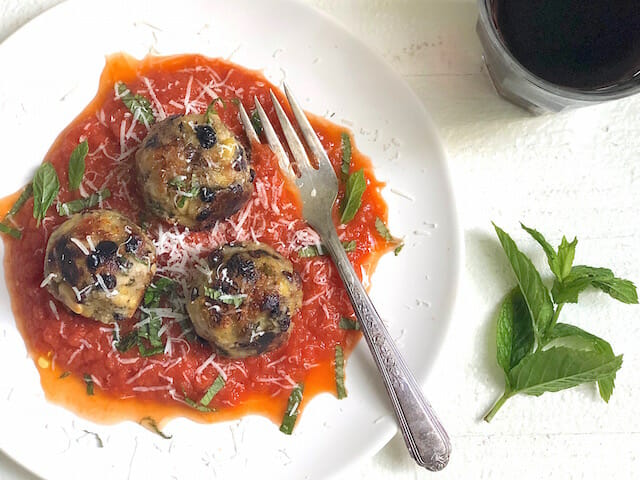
[187,242,303,359]
[45,108,303,359]
[135,112,254,229]
[44,210,157,323]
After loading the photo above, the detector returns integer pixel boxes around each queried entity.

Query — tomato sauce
[1,54,392,427]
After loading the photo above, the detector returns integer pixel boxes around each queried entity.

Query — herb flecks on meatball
[135,112,253,229]
[187,242,303,359]
[43,210,157,323]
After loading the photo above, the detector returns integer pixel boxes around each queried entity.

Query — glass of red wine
[477,0,640,113]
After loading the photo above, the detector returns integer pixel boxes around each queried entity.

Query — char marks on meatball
[44,210,157,323]
[187,242,303,359]
[135,112,253,229]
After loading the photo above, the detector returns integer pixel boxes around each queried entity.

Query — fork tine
[237,101,259,145]
[269,90,315,180]
[253,96,296,181]
[283,83,334,173]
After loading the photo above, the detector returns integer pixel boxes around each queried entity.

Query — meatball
[135,112,253,229]
[187,242,303,358]
[44,210,157,323]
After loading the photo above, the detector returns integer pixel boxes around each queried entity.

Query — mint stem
[483,391,511,422]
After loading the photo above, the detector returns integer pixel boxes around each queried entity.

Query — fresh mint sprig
[484,223,636,422]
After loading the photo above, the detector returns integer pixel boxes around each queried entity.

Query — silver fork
[238,85,451,471]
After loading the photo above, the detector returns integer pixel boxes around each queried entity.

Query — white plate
[0,0,460,478]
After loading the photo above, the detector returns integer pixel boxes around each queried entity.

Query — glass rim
[477,0,640,102]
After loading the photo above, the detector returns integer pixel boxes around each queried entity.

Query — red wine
[494,0,640,90]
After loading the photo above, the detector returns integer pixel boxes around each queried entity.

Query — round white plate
[0,0,460,478]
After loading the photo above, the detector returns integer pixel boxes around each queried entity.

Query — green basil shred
[203,286,246,307]
[279,383,304,435]
[83,374,94,396]
[335,345,347,399]
[139,416,172,439]
[339,317,360,330]
[297,240,356,258]
[374,216,404,256]
[0,223,21,239]
[250,110,263,135]
[340,132,352,182]
[115,82,155,125]
[199,376,226,407]
[8,183,33,217]
[57,188,111,217]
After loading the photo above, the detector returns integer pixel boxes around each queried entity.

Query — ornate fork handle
[322,227,451,471]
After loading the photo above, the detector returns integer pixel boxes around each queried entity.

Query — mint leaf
[68,140,88,191]
[552,265,637,304]
[340,169,366,224]
[496,289,535,377]
[32,163,60,226]
[556,236,578,281]
[493,224,554,343]
[593,278,638,304]
[508,346,622,397]
[546,323,618,402]
[521,223,576,282]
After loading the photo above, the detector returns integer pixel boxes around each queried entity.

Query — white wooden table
[1,1,639,478]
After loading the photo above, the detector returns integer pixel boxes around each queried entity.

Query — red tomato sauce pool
[1,53,393,427]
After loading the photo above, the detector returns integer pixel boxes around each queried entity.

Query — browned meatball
[186,242,303,358]
[135,112,253,229]
[44,210,157,323]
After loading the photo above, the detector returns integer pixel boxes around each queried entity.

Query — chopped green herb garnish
[139,416,172,439]
[203,286,247,307]
[374,217,404,255]
[57,188,110,217]
[297,241,356,258]
[230,97,241,106]
[83,374,94,396]
[183,395,213,412]
[0,222,21,239]
[59,371,71,379]
[250,109,263,135]
[68,140,88,191]
[115,331,138,353]
[200,375,225,407]
[144,277,175,308]
[339,317,360,330]
[168,176,187,189]
[7,183,33,217]
[205,98,226,123]
[374,217,394,241]
[116,82,155,125]
[279,383,304,435]
[32,163,60,226]
[335,345,347,399]
[340,169,366,224]
[340,132,352,182]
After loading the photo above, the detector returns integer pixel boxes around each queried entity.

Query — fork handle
[321,228,451,471]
